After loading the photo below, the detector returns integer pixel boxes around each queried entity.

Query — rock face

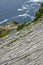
[0,20,43,65]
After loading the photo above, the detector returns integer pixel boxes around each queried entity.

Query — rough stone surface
[0,20,43,65]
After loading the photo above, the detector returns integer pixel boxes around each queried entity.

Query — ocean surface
[0,0,41,24]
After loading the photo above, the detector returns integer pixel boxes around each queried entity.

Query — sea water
[0,0,40,24]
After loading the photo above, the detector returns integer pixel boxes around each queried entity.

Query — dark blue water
[0,0,41,24]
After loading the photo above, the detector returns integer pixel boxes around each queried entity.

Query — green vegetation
[7,38,19,47]
[0,3,43,37]
[7,30,33,47]
[0,21,18,37]
[17,23,25,31]
[17,3,43,31]
[33,3,43,23]
[12,21,18,25]
[11,38,19,43]
[41,12,43,16]
[0,29,9,37]
[17,22,32,31]
[33,11,41,21]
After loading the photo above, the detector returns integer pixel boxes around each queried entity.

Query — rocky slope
[0,17,43,65]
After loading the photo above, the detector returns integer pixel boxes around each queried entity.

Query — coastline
[0,10,43,65]
[0,2,43,65]
[0,3,43,37]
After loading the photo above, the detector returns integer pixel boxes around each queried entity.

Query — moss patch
[0,29,9,37]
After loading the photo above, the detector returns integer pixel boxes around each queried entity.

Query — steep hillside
[0,17,43,65]
[0,3,43,65]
